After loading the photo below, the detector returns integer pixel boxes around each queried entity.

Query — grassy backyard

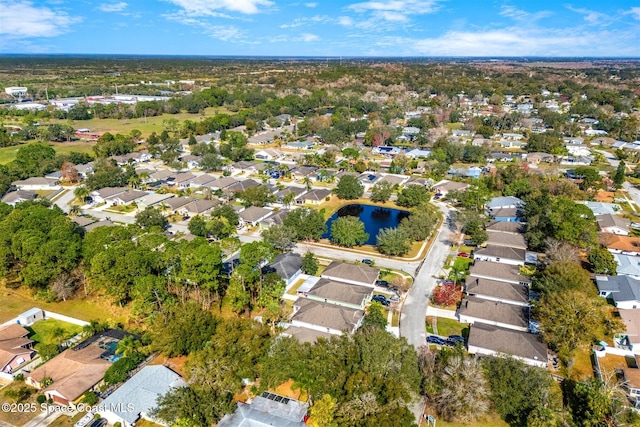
[0,381,40,425]
[27,319,82,346]
[434,317,468,338]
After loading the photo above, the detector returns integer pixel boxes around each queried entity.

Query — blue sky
[1,0,639,56]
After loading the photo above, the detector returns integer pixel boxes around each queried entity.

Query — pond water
[323,204,410,245]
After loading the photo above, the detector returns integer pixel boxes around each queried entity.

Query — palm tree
[115,335,140,358]
[74,185,90,204]
[303,176,312,190]
[283,192,295,208]
[128,174,141,190]
[138,171,150,190]
[68,205,81,217]
[51,327,66,346]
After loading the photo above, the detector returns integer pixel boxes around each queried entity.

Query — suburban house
[597,214,630,236]
[473,245,526,266]
[596,275,640,309]
[304,279,373,310]
[485,230,527,250]
[228,179,261,194]
[467,323,547,368]
[486,196,525,211]
[263,253,303,288]
[614,254,640,279]
[458,295,530,332]
[486,221,525,233]
[180,154,202,169]
[600,234,640,256]
[0,324,35,375]
[26,344,111,406]
[90,187,128,205]
[217,391,308,427]
[618,309,640,353]
[300,189,331,205]
[290,298,365,336]
[1,190,37,206]
[179,199,219,217]
[207,176,237,191]
[169,172,196,190]
[254,148,283,161]
[465,277,529,307]
[468,261,531,286]
[583,201,621,216]
[525,152,554,165]
[12,177,61,191]
[150,169,174,184]
[274,186,306,205]
[321,261,379,287]
[262,208,290,226]
[188,173,217,189]
[291,166,319,182]
[106,189,147,206]
[163,196,195,213]
[136,193,175,210]
[238,206,273,227]
[228,161,268,176]
[97,366,185,427]
[433,180,469,196]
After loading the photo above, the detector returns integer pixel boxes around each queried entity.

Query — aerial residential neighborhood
[0,25,640,427]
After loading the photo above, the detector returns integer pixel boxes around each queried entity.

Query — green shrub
[81,391,99,405]
[104,353,144,385]
[13,373,24,381]
[36,395,47,404]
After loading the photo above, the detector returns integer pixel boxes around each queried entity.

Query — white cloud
[0,0,81,39]
[99,2,128,13]
[165,0,273,16]
[392,25,639,57]
[300,33,319,42]
[500,5,551,22]
[207,25,245,41]
[565,6,609,26]
[626,7,640,20]
[305,2,318,7]
[338,16,354,26]
[347,0,440,20]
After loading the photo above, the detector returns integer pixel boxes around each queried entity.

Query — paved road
[399,203,453,348]
[596,149,640,209]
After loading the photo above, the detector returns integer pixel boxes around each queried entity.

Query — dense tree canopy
[330,216,369,247]
[335,175,364,200]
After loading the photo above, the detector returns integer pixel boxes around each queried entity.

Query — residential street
[400,203,453,348]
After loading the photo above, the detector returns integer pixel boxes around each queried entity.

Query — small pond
[323,204,410,245]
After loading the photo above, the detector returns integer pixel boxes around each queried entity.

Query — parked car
[448,335,465,343]
[372,295,390,306]
[361,259,373,265]
[427,336,446,345]
[376,280,389,288]
[89,419,107,427]
[457,252,470,258]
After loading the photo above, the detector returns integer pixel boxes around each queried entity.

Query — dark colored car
[427,336,446,345]
[372,295,390,306]
[448,335,465,343]
[89,419,107,427]
[362,259,373,265]
[376,280,389,288]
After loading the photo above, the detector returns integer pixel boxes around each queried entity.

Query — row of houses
[457,216,548,368]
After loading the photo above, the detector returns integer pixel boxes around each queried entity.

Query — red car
[457,252,470,258]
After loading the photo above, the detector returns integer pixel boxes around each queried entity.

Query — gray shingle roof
[307,278,373,306]
[264,253,302,281]
[486,196,525,209]
[474,245,526,261]
[98,365,185,424]
[469,261,530,284]
[468,323,547,363]
[459,295,529,329]
[217,401,307,427]
[486,230,527,249]
[292,298,364,333]
[465,277,529,305]
[321,261,379,286]
[596,275,640,304]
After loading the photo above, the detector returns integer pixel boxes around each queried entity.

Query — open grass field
[0,140,95,165]
[28,319,82,346]
[0,285,131,325]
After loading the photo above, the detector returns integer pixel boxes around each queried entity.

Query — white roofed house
[106,189,147,206]
[97,365,186,427]
[12,177,61,191]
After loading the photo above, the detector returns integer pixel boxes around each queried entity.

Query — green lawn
[449,256,473,281]
[0,285,130,324]
[434,317,468,337]
[0,140,95,165]
[27,319,82,346]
